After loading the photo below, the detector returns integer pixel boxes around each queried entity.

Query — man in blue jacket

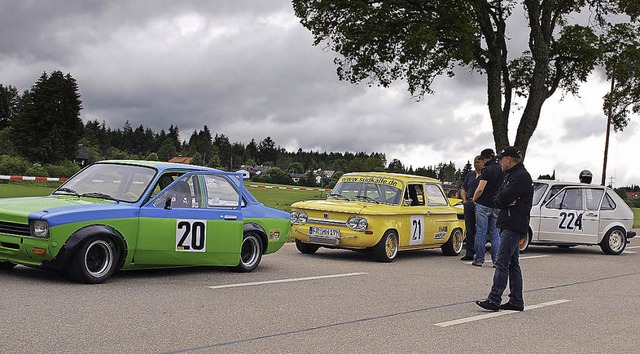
[476,146,533,312]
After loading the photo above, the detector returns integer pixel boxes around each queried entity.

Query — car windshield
[330,177,403,205]
[53,163,156,202]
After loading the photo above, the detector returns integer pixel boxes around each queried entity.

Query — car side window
[546,188,582,210]
[405,184,425,206]
[425,184,448,206]
[204,175,240,208]
[601,193,617,211]
[543,185,567,204]
[585,188,604,211]
[153,175,199,209]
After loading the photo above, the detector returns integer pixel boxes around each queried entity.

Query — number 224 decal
[558,212,583,231]
[176,219,207,252]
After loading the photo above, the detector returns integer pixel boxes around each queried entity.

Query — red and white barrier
[0,175,68,182]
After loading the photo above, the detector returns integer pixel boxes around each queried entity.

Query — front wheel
[0,261,16,270]
[519,231,531,253]
[441,228,464,256]
[68,237,119,284]
[232,233,263,272]
[295,239,320,254]
[372,230,398,262]
[600,227,627,255]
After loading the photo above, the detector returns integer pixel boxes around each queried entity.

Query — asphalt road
[2,233,639,354]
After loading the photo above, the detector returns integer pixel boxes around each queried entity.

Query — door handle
[586,212,598,217]
[221,215,238,220]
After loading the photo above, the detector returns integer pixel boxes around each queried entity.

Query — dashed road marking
[208,272,367,289]
[434,299,571,327]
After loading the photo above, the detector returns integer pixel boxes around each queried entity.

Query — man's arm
[494,173,525,208]
[472,180,487,203]
[461,189,468,203]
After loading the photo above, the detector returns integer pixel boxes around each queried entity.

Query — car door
[135,171,243,267]
[538,187,599,243]
[400,183,433,247]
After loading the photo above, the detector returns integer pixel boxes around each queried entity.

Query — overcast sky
[1,1,638,186]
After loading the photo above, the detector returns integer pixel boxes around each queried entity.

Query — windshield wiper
[54,187,79,196]
[354,195,379,204]
[80,192,118,202]
[328,193,349,200]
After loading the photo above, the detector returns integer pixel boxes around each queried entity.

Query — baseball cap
[497,146,522,159]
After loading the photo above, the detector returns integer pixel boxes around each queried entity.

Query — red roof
[168,156,193,164]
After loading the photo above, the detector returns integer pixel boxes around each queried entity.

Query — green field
[0,180,324,211]
[634,208,640,229]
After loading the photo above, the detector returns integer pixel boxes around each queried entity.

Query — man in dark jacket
[460,155,483,261]
[476,146,533,312]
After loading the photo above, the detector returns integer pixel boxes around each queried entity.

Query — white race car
[521,180,636,255]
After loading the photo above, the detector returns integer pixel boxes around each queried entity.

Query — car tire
[68,236,119,284]
[295,239,320,254]
[372,230,398,262]
[232,232,263,272]
[0,261,16,270]
[441,228,464,256]
[600,227,627,255]
[519,231,531,253]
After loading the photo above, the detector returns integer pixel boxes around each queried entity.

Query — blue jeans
[488,229,524,307]
[474,203,500,265]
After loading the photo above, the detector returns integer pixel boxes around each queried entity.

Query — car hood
[0,196,128,225]
[291,199,395,215]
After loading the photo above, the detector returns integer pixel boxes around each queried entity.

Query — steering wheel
[123,192,139,201]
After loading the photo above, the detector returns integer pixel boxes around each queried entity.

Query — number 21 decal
[558,212,583,231]
[176,219,207,252]
[410,215,424,245]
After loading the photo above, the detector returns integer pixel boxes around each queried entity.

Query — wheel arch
[44,225,128,271]
[598,221,627,244]
[244,222,268,254]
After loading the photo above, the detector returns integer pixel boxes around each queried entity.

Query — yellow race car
[290,172,465,262]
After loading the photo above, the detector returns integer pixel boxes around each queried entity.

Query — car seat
[172,181,192,208]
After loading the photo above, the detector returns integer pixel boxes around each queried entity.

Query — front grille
[0,221,31,236]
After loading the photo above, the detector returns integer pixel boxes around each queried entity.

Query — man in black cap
[476,146,533,312]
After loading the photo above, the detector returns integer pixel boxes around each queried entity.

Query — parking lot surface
[1,233,639,353]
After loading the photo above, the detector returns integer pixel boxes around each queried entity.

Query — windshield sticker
[340,176,402,189]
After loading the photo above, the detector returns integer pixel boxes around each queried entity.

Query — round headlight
[31,220,49,238]
[290,211,299,224]
[347,216,368,231]
[298,211,308,225]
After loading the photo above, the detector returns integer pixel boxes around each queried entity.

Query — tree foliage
[292,0,639,156]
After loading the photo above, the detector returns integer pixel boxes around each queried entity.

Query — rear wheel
[600,227,626,255]
[295,239,320,254]
[441,228,464,256]
[372,230,398,262]
[68,237,119,284]
[0,261,16,270]
[232,232,263,272]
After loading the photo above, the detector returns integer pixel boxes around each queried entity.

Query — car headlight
[346,216,368,231]
[30,220,49,238]
[290,210,308,225]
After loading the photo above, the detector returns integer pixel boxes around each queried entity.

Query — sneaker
[471,260,482,267]
[499,303,524,311]
[476,299,499,312]
[460,255,474,261]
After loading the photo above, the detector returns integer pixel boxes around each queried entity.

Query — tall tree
[292,0,638,156]
[13,71,83,163]
[0,84,19,130]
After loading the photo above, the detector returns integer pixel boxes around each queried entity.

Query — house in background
[75,144,89,167]
[169,156,193,164]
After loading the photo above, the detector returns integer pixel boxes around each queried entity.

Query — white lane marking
[208,272,367,289]
[434,299,571,327]
[623,251,636,254]
[519,255,550,260]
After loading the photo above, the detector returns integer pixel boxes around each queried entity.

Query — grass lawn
[0,180,325,212]
[634,208,640,229]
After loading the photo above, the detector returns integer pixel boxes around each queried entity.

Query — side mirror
[164,197,172,210]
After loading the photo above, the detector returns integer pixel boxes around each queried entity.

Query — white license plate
[309,227,340,238]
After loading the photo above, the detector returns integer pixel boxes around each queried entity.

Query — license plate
[309,227,340,238]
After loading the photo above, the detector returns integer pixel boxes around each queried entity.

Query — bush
[45,160,81,178]
[25,163,49,177]
[0,155,30,175]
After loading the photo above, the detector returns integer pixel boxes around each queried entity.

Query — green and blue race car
[0,160,290,283]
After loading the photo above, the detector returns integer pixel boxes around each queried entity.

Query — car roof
[342,172,440,183]
[533,180,608,188]
[98,160,222,173]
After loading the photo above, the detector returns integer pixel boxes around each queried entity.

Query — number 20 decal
[176,219,207,252]
[558,212,583,231]
[410,215,424,245]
